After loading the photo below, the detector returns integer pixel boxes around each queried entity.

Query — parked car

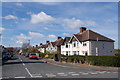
[2,53,12,60]
[29,53,39,59]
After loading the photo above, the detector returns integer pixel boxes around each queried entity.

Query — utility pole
[28,40,30,45]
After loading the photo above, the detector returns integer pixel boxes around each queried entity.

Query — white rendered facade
[61,41,114,56]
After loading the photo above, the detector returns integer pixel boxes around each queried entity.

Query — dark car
[2,53,12,60]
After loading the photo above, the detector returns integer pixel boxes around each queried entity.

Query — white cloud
[63,18,96,29]
[16,40,23,44]
[29,32,44,37]
[16,3,23,6]
[44,27,48,30]
[0,27,5,31]
[16,33,31,40]
[3,15,18,20]
[27,12,33,15]
[63,18,84,29]
[48,34,57,39]
[85,20,96,26]
[21,18,27,21]
[16,33,31,44]
[30,12,55,24]
[62,33,69,36]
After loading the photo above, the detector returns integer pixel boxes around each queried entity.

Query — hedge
[59,55,120,67]
[37,53,120,67]
[85,56,120,67]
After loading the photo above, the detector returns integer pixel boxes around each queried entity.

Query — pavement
[42,58,118,72]
[2,54,119,79]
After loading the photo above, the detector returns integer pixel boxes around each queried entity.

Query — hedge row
[86,56,120,67]
[59,55,120,67]
[37,53,120,67]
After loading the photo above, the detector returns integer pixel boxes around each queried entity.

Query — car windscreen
[30,54,36,55]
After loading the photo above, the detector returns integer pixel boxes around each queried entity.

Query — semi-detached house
[61,27,115,56]
[38,27,115,56]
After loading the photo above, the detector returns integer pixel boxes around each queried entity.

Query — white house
[46,42,57,54]
[61,27,115,56]
[46,37,63,54]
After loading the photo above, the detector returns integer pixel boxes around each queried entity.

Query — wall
[61,41,114,56]
[90,41,114,56]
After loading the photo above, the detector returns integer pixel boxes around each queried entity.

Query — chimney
[80,27,86,33]
[46,41,49,44]
[57,37,62,40]
[40,43,42,46]
[36,45,38,48]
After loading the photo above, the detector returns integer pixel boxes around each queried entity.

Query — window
[73,51,76,55]
[83,42,87,46]
[77,42,79,47]
[77,51,79,55]
[66,43,68,48]
[73,43,76,47]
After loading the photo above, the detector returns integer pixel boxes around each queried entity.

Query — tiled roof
[54,38,63,46]
[51,42,56,47]
[39,44,48,48]
[62,37,71,45]
[73,30,114,42]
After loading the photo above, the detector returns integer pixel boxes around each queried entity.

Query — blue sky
[1,2,118,48]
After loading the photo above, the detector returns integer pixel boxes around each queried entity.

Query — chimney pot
[46,41,49,43]
[80,27,86,33]
[57,37,62,40]
[40,43,42,45]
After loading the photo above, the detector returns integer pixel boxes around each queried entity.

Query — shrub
[85,56,120,67]
[37,53,46,58]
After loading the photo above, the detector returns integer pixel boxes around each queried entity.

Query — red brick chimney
[80,27,86,33]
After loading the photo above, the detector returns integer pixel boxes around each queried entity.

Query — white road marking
[46,74,56,77]
[107,72,111,73]
[20,60,23,61]
[68,72,76,74]
[32,76,42,78]
[97,71,106,74]
[32,74,42,77]
[22,63,25,66]
[25,68,32,77]
[57,73,65,74]
[71,74,79,76]
[14,76,26,78]
[81,73,89,75]
[58,74,68,76]
[90,72,98,74]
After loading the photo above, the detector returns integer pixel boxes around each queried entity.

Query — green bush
[37,53,46,58]
[59,55,120,67]
[85,56,120,67]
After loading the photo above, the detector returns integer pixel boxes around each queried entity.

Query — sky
[1,2,118,48]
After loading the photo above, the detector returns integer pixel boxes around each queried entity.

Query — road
[2,54,119,79]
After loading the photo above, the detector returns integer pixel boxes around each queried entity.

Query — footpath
[42,58,119,72]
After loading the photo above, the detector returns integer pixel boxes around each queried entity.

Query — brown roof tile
[73,30,114,42]
[54,38,64,46]
[62,37,71,45]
